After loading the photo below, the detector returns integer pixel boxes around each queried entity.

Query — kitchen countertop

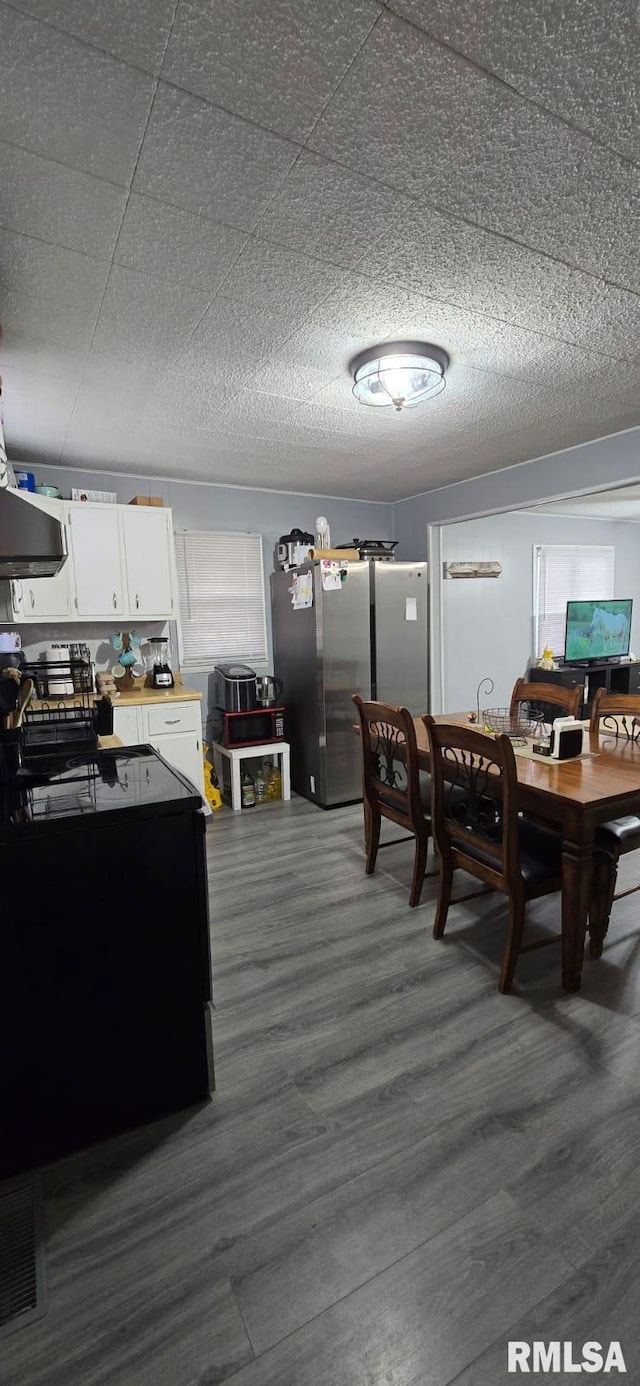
[109,685,202,705]
[30,684,202,710]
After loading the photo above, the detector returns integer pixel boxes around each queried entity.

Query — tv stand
[528,661,640,714]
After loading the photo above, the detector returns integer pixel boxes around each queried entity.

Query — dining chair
[588,688,640,958]
[510,676,584,722]
[353,695,433,907]
[423,717,563,992]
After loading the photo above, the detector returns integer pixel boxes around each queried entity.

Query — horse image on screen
[564,599,633,662]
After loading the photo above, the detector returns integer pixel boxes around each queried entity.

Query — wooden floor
[4,795,640,1385]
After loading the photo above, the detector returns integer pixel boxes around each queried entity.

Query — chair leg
[365,808,381,876]
[409,834,429,908]
[433,857,453,938]
[499,897,526,993]
[589,853,618,959]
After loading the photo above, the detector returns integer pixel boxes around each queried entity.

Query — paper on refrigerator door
[321,561,342,592]
[292,571,313,609]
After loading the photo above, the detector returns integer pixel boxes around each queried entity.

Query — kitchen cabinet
[69,503,126,618]
[121,507,175,619]
[146,730,203,791]
[1,496,74,622]
[1,495,177,623]
[112,697,205,799]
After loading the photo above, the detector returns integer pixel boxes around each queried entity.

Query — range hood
[0,487,67,579]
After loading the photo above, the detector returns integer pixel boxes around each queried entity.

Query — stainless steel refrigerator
[271,560,429,807]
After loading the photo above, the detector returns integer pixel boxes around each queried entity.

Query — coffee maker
[147,636,174,689]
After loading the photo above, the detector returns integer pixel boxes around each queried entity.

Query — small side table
[210,740,291,812]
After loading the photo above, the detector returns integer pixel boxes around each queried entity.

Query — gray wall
[394,425,640,555]
[441,510,640,711]
[9,462,392,713]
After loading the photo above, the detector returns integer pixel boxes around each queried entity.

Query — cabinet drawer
[146,701,201,737]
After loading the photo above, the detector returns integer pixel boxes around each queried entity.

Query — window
[175,530,267,668]
[533,544,615,657]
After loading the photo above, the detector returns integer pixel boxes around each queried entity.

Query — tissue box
[550,718,584,760]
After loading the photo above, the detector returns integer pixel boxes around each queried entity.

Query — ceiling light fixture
[350,340,449,412]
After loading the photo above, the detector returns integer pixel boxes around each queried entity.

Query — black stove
[1,746,200,833]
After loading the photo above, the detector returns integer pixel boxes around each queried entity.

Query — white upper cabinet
[68,503,126,618]
[121,507,174,619]
[4,496,74,622]
[1,497,177,623]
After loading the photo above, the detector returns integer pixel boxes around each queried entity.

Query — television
[564,598,633,663]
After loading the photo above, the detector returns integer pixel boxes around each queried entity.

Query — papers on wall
[292,570,313,609]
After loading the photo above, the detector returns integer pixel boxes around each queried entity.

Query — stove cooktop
[1,747,200,829]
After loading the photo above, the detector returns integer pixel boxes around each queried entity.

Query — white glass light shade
[350,342,448,411]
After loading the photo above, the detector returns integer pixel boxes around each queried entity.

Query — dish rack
[20,660,111,758]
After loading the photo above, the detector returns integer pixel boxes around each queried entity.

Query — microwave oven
[221,707,285,748]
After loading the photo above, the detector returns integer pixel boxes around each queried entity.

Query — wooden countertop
[97,734,124,750]
[31,684,202,711]
[109,685,202,706]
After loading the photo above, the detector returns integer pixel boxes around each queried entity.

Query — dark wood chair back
[353,696,425,837]
[510,676,583,721]
[424,719,521,895]
[590,688,640,742]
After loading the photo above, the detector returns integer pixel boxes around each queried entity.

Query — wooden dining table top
[415,712,640,813]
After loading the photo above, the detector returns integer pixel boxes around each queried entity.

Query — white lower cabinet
[112,700,205,799]
[111,704,141,748]
[147,731,204,791]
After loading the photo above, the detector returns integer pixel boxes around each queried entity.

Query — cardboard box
[129,495,164,506]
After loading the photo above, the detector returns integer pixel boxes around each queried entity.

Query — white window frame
[532,543,615,659]
[174,529,268,672]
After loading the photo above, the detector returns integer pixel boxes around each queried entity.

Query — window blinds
[534,544,615,657]
[175,530,267,667]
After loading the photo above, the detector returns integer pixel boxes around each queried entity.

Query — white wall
[440,511,640,711]
[394,425,640,555]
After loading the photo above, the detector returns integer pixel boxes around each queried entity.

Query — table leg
[561,838,593,992]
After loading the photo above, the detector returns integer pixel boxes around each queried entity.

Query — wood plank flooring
[3,795,640,1385]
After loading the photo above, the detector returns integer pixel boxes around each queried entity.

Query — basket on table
[480,707,545,745]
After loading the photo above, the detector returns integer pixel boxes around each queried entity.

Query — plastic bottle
[266,762,282,800]
[241,767,255,808]
[254,764,268,804]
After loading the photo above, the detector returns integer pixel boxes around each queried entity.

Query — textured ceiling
[0,0,638,502]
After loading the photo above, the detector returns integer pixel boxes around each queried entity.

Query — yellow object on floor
[203,746,223,810]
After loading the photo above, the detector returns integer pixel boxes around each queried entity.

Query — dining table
[414,712,640,992]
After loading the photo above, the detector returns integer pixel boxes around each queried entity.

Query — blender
[147,636,174,689]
